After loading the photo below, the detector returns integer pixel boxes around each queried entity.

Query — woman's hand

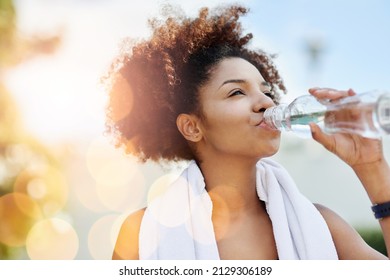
[308,87,384,169]
[309,87,390,257]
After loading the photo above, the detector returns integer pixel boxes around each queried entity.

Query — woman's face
[197,57,281,161]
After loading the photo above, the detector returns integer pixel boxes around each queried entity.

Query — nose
[252,93,275,113]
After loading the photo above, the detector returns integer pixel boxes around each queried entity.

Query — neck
[198,155,263,217]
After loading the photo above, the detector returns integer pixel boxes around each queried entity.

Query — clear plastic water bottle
[263,90,390,138]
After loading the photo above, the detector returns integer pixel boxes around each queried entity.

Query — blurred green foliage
[0,0,16,67]
[0,0,61,69]
[357,227,388,257]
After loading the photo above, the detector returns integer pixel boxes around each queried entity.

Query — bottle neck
[263,104,288,131]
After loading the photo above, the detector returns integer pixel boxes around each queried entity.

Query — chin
[257,142,280,159]
[249,148,278,161]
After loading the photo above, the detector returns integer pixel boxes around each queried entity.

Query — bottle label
[377,95,390,133]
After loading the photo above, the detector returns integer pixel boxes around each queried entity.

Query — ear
[176,113,203,143]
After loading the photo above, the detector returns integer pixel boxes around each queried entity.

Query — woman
[105,5,390,260]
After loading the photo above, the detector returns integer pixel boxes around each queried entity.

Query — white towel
[139,159,338,260]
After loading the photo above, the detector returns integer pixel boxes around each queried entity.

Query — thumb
[309,123,335,153]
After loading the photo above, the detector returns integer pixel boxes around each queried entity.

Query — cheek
[202,102,246,130]
[201,105,251,150]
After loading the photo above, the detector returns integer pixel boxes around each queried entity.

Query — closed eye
[264,91,273,98]
[228,89,245,97]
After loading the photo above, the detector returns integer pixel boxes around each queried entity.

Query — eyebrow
[219,79,271,89]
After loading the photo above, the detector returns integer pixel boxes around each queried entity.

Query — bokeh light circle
[13,166,69,217]
[26,218,79,260]
[85,136,147,212]
[147,173,180,204]
[0,193,42,247]
[88,214,120,260]
[148,174,192,228]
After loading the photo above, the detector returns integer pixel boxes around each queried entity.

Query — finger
[309,122,335,153]
[308,88,351,100]
[347,88,356,96]
[308,87,335,93]
[309,87,356,96]
[309,88,357,105]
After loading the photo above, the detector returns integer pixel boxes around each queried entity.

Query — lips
[256,119,277,131]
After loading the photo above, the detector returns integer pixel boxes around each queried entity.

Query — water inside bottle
[287,111,326,138]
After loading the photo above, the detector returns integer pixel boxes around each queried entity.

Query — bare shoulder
[112,207,146,260]
[314,203,387,260]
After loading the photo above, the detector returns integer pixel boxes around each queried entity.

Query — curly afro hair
[104,5,286,163]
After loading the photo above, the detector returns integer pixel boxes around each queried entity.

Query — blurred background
[1,0,389,259]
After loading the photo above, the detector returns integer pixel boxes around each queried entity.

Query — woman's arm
[309,87,390,259]
[352,160,390,256]
[315,203,387,259]
[112,208,146,260]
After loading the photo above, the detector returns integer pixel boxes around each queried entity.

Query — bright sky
[5,0,390,145]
